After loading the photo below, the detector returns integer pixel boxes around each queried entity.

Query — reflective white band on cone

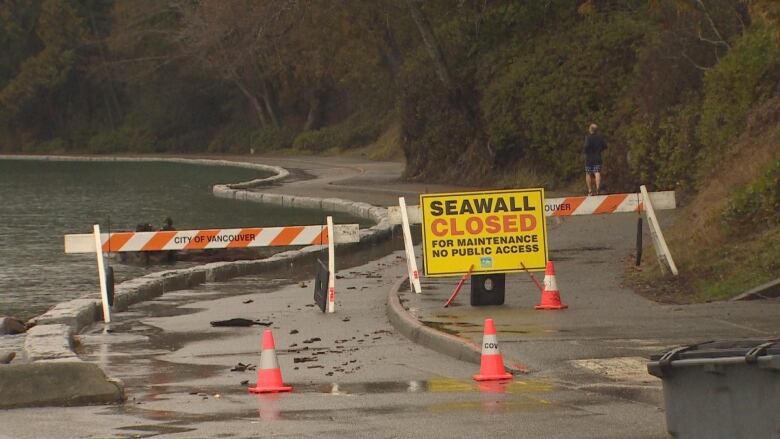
[544,275,558,291]
[261,349,279,370]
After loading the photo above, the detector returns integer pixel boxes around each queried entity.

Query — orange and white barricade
[65,217,359,321]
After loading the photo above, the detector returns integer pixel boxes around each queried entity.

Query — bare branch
[697,30,729,47]
[692,0,731,49]
[681,51,713,71]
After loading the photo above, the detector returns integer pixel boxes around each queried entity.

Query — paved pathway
[2,154,777,438]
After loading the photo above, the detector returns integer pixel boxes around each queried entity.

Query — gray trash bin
[647,339,780,439]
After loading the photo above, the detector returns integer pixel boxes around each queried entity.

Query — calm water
[0,159,369,320]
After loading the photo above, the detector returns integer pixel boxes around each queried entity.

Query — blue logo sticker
[480,256,493,268]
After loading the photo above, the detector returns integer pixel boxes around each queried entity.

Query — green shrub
[293,112,390,152]
[207,122,251,153]
[250,127,296,152]
[87,126,154,154]
[36,137,69,153]
[481,13,649,183]
[621,97,702,192]
[721,159,780,231]
[698,24,780,152]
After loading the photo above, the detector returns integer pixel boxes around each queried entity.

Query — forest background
[1,0,778,301]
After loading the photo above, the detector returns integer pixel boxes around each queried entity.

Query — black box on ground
[470,274,505,306]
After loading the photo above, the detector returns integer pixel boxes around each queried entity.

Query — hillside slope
[636,91,780,302]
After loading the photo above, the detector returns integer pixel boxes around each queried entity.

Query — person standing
[584,123,607,195]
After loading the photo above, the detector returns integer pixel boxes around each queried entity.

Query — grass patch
[695,228,780,301]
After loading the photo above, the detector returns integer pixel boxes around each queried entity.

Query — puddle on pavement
[102,378,555,432]
[78,319,233,391]
[419,320,460,336]
[551,246,611,253]
[309,378,553,395]
[419,318,570,337]
[121,377,553,401]
[115,423,196,437]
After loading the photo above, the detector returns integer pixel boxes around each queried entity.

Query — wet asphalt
[0,247,667,438]
[1,155,777,438]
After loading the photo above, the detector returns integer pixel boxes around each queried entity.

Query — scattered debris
[240,380,249,386]
[242,299,254,304]
[342,317,351,322]
[230,362,256,372]
[210,318,272,327]
[294,357,318,364]
[290,329,299,334]
[302,337,321,344]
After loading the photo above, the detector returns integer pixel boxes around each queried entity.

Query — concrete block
[291,196,322,210]
[0,362,124,409]
[261,193,284,206]
[24,324,77,362]
[33,299,98,332]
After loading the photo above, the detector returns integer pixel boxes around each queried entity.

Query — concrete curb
[732,278,780,301]
[0,154,289,187]
[0,362,124,409]
[385,276,527,375]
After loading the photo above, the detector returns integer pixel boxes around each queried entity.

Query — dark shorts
[585,164,601,173]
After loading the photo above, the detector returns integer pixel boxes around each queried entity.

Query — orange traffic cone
[473,318,513,381]
[249,329,292,394]
[535,261,568,310]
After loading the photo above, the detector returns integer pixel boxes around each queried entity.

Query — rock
[230,362,252,372]
[0,352,16,364]
[0,317,26,335]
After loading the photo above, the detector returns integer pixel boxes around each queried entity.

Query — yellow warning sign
[420,189,548,276]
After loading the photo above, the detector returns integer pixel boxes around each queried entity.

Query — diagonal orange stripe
[227,228,262,248]
[184,230,219,250]
[554,197,586,217]
[270,226,304,246]
[141,231,177,251]
[309,228,329,245]
[102,232,133,252]
[594,194,628,214]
